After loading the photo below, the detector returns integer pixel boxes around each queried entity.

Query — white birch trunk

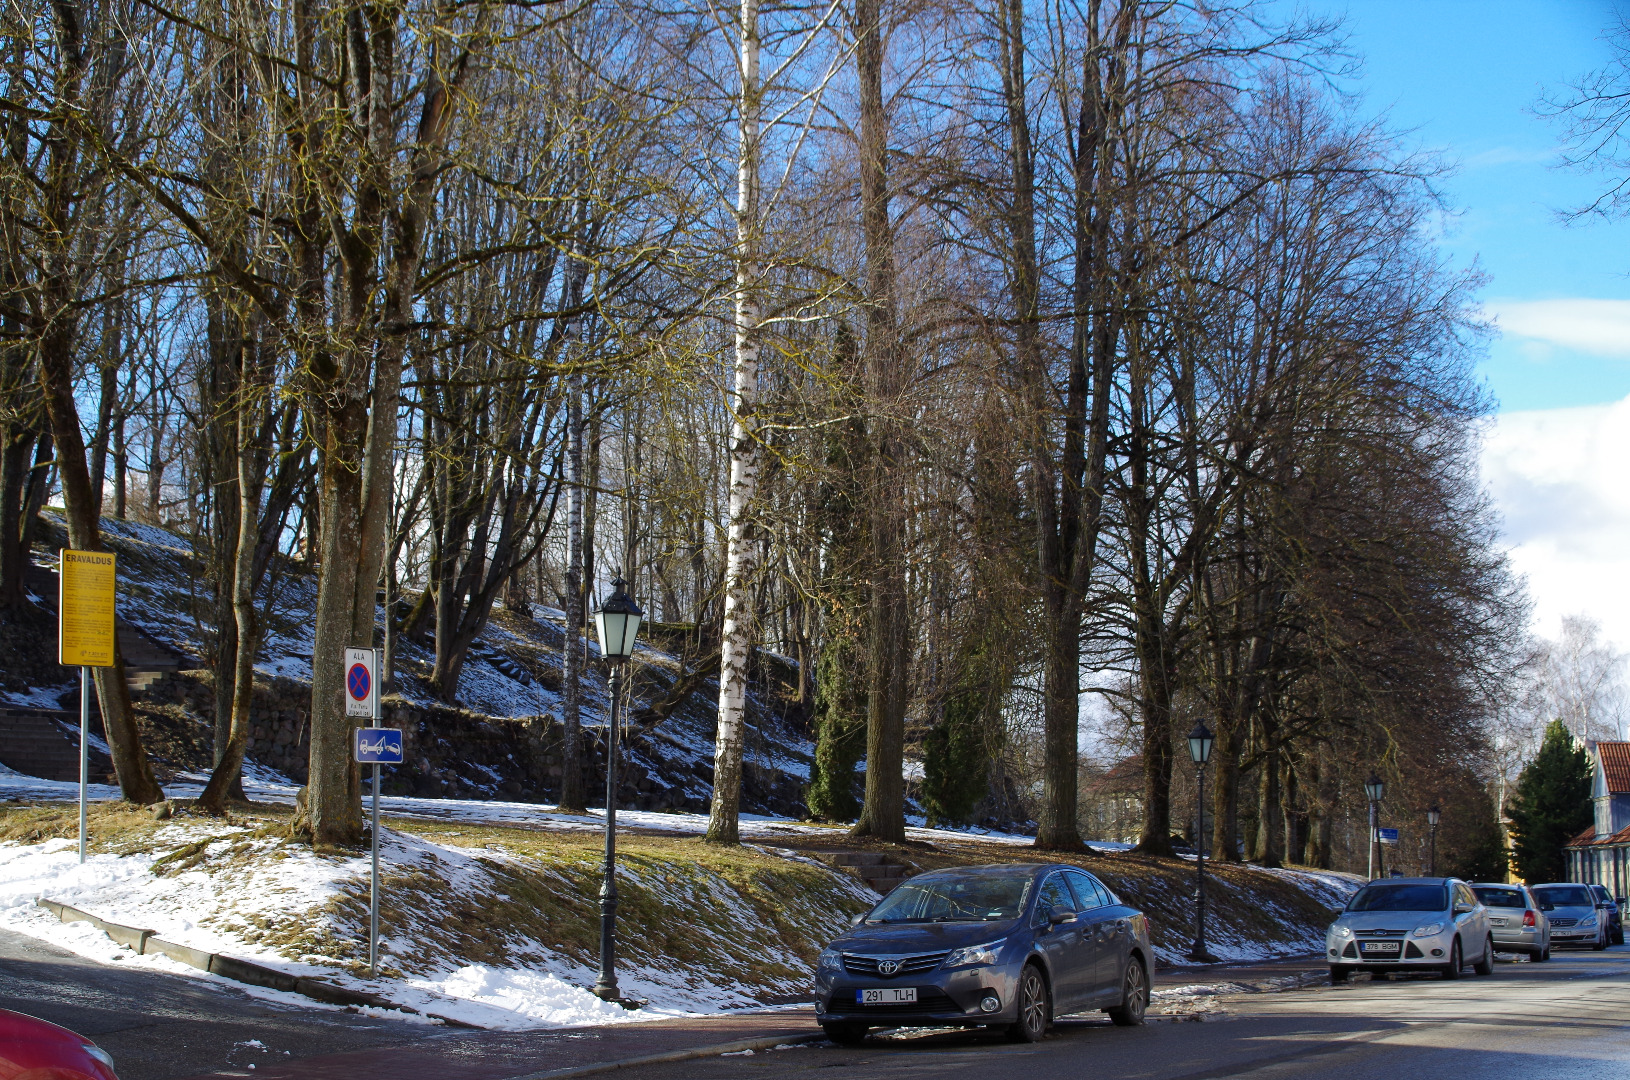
[706,0,762,845]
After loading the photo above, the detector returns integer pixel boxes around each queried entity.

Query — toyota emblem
[877,959,899,976]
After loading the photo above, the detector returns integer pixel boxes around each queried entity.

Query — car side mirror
[850,913,866,927]
[1453,903,1473,915]
[1048,905,1075,925]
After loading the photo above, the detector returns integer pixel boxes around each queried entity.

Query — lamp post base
[1185,946,1220,964]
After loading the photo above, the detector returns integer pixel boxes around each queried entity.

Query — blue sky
[1283,0,1630,412]
[1270,2,1630,658]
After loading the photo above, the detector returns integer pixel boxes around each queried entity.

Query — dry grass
[2,800,1344,981]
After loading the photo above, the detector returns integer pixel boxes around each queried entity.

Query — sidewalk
[174,956,1329,1080]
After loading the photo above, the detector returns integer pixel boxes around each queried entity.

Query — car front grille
[1551,918,1578,928]
[828,989,958,1015]
[842,952,950,977]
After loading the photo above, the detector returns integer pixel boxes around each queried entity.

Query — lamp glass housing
[1427,805,1441,827]
[593,577,644,661]
[1364,774,1385,803]
[1187,721,1214,765]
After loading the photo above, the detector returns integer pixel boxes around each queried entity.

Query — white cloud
[1482,395,1630,654]
[1484,298,1630,358]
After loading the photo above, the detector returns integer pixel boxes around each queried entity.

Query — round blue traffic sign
[347,662,371,701]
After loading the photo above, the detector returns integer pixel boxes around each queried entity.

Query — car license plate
[1489,918,1507,927]
[858,987,917,1005]
[1361,941,1400,954]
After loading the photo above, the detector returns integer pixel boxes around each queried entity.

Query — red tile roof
[1566,826,1597,848]
[1600,742,1630,795]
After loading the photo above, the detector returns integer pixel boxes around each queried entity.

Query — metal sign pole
[79,666,88,865]
[369,647,381,979]
[370,760,380,978]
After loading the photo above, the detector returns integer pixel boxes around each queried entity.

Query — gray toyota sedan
[814,863,1152,1045]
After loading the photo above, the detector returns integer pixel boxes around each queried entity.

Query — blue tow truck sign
[354,727,404,765]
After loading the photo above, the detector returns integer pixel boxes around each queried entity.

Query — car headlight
[944,939,1005,968]
[1333,925,1353,939]
[81,1043,116,1073]
[1580,914,1598,928]
[817,947,842,970]
[1411,923,1445,938]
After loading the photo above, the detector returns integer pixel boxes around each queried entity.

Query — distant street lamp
[1427,804,1441,877]
[592,576,643,1003]
[1365,774,1386,880]
[1187,720,1217,963]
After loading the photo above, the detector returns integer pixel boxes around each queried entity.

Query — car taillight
[1524,910,1536,927]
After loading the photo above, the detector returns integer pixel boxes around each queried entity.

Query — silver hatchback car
[1327,878,1495,981]
[1470,882,1550,961]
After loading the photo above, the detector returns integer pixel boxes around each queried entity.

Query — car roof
[909,862,1109,884]
[1357,877,1457,884]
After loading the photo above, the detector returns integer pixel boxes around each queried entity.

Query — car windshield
[1346,884,1447,912]
[866,873,1032,923]
[1474,887,1526,908]
[1534,886,1593,907]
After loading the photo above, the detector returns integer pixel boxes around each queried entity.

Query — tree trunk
[851,0,906,844]
[34,0,161,805]
[707,0,762,846]
[560,367,588,811]
[198,369,262,814]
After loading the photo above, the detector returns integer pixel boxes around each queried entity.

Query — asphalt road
[0,927,436,1080]
[614,946,1630,1080]
[4,924,1627,1080]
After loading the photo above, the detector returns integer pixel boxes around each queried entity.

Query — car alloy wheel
[1006,964,1050,1043]
[1441,938,1463,980]
[1108,958,1147,1026]
[1474,936,1494,976]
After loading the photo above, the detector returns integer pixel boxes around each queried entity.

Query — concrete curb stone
[35,896,471,1026]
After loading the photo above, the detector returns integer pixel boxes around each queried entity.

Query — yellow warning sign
[59,549,116,667]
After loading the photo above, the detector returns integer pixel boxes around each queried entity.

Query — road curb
[497,1031,827,1080]
[34,897,476,1027]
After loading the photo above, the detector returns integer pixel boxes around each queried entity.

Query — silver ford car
[1327,878,1494,981]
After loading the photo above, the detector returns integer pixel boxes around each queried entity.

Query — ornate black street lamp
[1427,804,1441,877]
[1187,720,1217,963]
[592,576,642,1003]
[1364,774,1386,880]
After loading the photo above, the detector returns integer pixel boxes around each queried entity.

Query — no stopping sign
[345,647,379,718]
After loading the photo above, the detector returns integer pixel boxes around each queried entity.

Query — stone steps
[807,850,918,895]
[0,708,113,782]
[24,563,188,694]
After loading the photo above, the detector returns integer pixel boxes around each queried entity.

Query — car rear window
[867,873,1033,923]
[1346,883,1447,912]
[1473,887,1526,908]
[1534,886,1593,907]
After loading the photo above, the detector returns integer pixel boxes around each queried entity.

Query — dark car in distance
[814,863,1153,1045]
[1589,884,1625,945]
